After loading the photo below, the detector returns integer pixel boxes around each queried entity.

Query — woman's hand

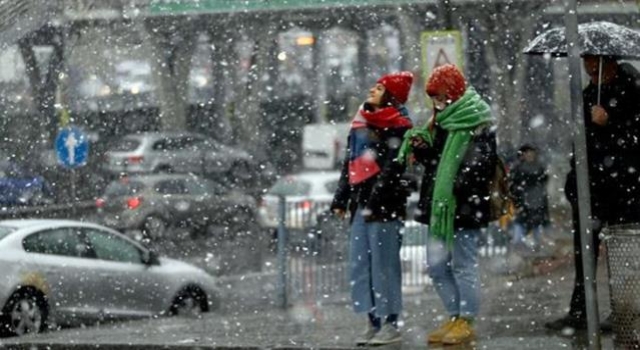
[333,208,346,219]
[411,136,428,149]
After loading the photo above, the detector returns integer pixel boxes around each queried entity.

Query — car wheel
[142,216,168,240]
[170,287,208,318]
[2,290,47,336]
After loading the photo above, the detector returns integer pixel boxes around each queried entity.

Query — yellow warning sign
[421,31,464,80]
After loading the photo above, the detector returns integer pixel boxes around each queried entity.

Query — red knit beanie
[377,71,413,105]
[425,64,466,102]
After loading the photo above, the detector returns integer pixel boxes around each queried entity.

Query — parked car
[0,160,52,206]
[302,123,350,170]
[102,132,253,180]
[259,171,340,230]
[0,219,219,336]
[96,174,257,240]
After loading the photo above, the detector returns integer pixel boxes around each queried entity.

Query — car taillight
[127,197,142,210]
[299,200,312,210]
[95,198,105,208]
[128,156,144,164]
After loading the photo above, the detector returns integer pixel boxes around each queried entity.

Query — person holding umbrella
[545,55,640,331]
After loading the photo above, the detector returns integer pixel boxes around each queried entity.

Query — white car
[259,171,340,230]
[0,220,220,336]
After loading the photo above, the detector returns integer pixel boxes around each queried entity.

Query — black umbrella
[524,21,640,104]
[524,21,640,58]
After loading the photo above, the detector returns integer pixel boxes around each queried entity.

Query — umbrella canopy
[523,21,640,58]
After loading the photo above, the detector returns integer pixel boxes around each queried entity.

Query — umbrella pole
[598,56,603,105]
[565,1,601,349]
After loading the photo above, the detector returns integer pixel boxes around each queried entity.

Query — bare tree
[472,1,546,150]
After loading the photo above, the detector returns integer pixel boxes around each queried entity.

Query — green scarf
[397,87,493,246]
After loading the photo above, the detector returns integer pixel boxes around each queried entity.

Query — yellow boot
[426,318,457,343]
[441,318,476,345]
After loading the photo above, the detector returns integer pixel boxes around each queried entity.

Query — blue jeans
[349,208,403,318]
[426,229,480,319]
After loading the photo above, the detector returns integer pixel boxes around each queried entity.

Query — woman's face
[367,83,386,107]
[431,93,450,111]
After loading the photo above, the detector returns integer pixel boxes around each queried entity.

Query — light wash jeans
[426,229,480,319]
[349,208,403,318]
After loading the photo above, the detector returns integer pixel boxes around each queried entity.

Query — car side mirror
[143,250,160,266]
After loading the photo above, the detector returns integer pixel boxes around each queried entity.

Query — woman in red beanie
[331,72,414,346]
[398,64,498,345]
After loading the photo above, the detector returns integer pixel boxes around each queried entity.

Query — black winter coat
[414,124,497,230]
[509,160,549,229]
[331,126,412,222]
[565,63,640,224]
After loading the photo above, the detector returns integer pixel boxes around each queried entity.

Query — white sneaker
[368,323,401,346]
[355,322,378,346]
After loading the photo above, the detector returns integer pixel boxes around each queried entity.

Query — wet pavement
[0,246,616,350]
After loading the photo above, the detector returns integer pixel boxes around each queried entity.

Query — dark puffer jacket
[565,63,640,224]
[414,124,497,229]
[331,126,413,222]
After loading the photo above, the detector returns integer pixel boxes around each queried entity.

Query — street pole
[277,196,288,309]
[564,1,601,348]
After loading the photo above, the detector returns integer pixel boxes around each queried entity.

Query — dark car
[96,174,257,240]
[0,160,52,206]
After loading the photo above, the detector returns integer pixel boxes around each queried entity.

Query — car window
[269,177,311,196]
[324,180,340,194]
[153,137,192,151]
[192,138,218,151]
[0,226,16,241]
[84,229,142,264]
[23,228,91,258]
[109,138,140,152]
[155,179,189,195]
[105,180,145,197]
[204,179,229,195]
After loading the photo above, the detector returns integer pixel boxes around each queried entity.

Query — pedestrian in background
[397,64,496,345]
[508,144,550,252]
[546,56,640,331]
[331,71,414,346]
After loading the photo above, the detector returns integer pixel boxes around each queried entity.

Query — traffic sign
[421,30,465,80]
[55,126,89,169]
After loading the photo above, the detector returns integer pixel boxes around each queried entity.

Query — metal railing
[272,197,508,308]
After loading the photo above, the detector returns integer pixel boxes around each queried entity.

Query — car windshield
[104,180,146,196]
[269,177,311,196]
[109,138,140,152]
[0,225,16,241]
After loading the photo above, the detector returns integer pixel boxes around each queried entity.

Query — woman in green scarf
[398,64,497,346]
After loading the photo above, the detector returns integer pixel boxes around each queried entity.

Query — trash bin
[603,224,640,349]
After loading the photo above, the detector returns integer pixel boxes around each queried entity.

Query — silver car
[103,132,252,177]
[0,220,219,336]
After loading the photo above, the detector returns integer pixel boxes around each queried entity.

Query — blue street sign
[55,126,89,169]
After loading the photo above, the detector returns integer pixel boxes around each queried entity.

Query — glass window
[85,229,142,264]
[109,138,140,152]
[155,179,189,195]
[324,180,340,194]
[105,180,145,197]
[23,228,90,258]
[268,177,311,196]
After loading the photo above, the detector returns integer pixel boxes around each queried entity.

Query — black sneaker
[545,315,587,331]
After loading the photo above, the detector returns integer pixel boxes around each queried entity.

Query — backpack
[489,155,514,222]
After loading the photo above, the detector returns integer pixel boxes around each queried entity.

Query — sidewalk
[1,251,615,350]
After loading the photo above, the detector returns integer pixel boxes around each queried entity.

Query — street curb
[1,345,363,350]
